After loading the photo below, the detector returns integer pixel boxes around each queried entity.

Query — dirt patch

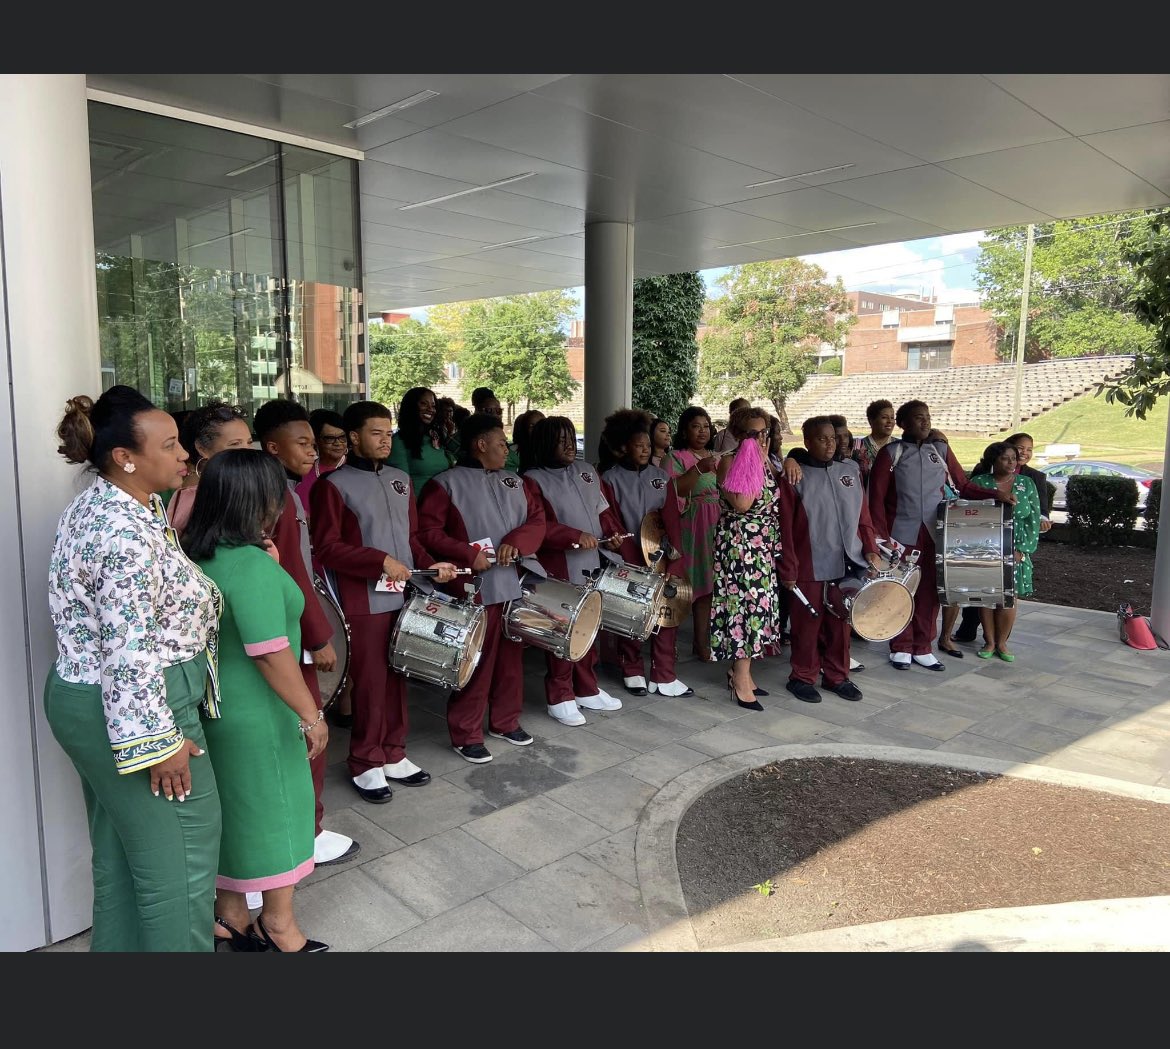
[1031,538,1156,617]
[676,757,1170,950]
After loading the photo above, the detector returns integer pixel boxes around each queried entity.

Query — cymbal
[640,510,667,572]
[656,574,693,629]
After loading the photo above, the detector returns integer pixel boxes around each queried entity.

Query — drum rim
[850,576,915,642]
[312,575,351,712]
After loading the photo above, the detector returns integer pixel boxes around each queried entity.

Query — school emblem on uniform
[581,470,595,484]
[928,452,942,465]
[391,479,408,496]
[840,474,855,488]
[501,476,519,489]
[651,477,666,490]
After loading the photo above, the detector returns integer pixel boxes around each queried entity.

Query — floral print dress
[970,472,1041,597]
[709,470,783,660]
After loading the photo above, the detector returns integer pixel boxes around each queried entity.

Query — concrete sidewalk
[42,600,1170,952]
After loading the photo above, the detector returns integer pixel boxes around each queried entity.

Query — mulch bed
[676,757,1170,949]
[1030,537,1156,617]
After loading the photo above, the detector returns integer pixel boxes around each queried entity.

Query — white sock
[353,767,388,790]
[890,652,911,665]
[383,757,421,779]
[913,653,941,667]
[246,891,263,910]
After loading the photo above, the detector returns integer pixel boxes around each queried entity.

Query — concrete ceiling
[85,73,1170,315]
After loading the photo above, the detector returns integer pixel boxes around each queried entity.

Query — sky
[402,230,987,323]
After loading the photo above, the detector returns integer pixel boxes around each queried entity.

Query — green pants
[44,657,222,952]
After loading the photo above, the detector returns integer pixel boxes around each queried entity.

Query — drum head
[851,580,914,642]
[313,578,350,711]
[568,590,604,662]
[455,612,487,691]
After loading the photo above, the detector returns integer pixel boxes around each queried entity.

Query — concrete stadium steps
[778,356,1134,435]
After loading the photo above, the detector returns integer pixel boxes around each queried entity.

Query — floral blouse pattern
[48,478,220,773]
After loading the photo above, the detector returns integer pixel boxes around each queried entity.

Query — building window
[881,309,899,328]
[906,343,953,371]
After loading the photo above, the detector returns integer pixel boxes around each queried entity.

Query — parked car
[1039,460,1160,512]
[576,434,586,458]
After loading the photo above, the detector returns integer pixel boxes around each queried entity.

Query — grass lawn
[945,392,1168,473]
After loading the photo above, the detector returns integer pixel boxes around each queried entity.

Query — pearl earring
[123,462,137,474]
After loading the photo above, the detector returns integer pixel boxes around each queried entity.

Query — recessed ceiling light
[225,155,280,177]
[343,89,440,130]
[745,164,855,189]
[715,221,877,249]
[187,228,255,251]
[475,235,544,251]
[399,172,536,211]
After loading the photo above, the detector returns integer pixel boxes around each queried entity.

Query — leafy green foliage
[975,211,1163,362]
[1146,479,1161,535]
[457,291,579,420]
[1066,475,1139,545]
[818,357,842,375]
[1099,213,1170,419]
[367,317,447,411]
[631,273,704,425]
[698,259,854,432]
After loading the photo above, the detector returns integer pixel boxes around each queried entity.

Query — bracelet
[298,710,325,735]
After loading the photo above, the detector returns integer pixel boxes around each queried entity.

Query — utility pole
[1011,223,1035,430]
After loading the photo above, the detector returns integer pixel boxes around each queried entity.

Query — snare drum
[592,561,667,641]
[388,589,487,690]
[503,577,603,662]
[935,498,1015,608]
[838,559,922,642]
[312,576,351,711]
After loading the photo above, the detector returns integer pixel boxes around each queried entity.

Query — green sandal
[977,647,995,659]
[995,649,1015,662]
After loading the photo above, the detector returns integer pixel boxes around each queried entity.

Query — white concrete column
[583,222,633,460]
[0,74,102,948]
[1150,419,1170,642]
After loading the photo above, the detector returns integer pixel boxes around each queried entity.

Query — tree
[1099,213,1170,418]
[367,317,447,410]
[975,211,1164,362]
[631,272,704,425]
[698,259,854,433]
[457,291,578,420]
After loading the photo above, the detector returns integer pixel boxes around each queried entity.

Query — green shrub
[818,357,842,375]
[1067,475,1139,544]
[1045,480,1057,513]
[1147,479,1161,535]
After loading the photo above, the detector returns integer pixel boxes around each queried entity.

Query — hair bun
[57,394,97,464]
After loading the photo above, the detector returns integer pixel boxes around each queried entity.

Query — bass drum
[935,498,1015,609]
[312,576,351,711]
[504,577,602,662]
[837,560,922,643]
[389,589,486,691]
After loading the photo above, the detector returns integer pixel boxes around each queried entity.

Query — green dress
[970,473,1041,597]
[197,544,314,891]
[388,436,454,496]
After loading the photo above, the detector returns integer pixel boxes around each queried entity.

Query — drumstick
[569,532,635,549]
[790,584,819,618]
[411,568,473,577]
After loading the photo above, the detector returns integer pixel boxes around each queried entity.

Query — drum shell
[935,499,1015,608]
[503,578,603,662]
[592,561,667,641]
[847,562,920,642]
[312,576,351,711]
[389,591,486,690]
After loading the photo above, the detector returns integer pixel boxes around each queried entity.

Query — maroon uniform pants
[890,535,938,656]
[545,642,599,703]
[787,582,851,687]
[448,604,524,746]
[346,610,408,777]
[616,626,678,683]
[300,663,325,837]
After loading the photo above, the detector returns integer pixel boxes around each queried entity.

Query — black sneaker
[822,679,863,701]
[489,727,534,746]
[453,742,493,764]
[785,679,822,703]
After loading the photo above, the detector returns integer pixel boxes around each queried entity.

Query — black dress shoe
[253,915,329,953]
[938,643,964,658]
[727,673,767,697]
[785,679,822,703]
[214,916,262,952]
[387,769,431,787]
[912,655,947,671]
[351,779,394,804]
[822,679,863,701]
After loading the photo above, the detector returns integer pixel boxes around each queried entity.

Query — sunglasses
[743,428,769,440]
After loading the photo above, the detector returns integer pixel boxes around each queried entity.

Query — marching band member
[598,410,693,699]
[310,400,458,801]
[417,412,547,763]
[253,399,356,866]
[522,416,626,726]
[868,399,1011,671]
[777,417,881,703]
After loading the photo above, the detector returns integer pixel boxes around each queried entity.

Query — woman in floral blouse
[45,386,223,951]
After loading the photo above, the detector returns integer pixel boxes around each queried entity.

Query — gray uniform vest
[793,459,868,580]
[324,463,416,613]
[432,466,546,606]
[526,464,621,584]
[286,480,314,582]
[604,464,669,536]
[889,441,950,547]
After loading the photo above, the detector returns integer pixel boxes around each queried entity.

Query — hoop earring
[123,462,136,474]
[194,458,206,479]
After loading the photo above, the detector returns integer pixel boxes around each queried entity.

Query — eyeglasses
[319,434,347,445]
[743,429,768,440]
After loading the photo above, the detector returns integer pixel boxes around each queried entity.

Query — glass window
[89,102,363,423]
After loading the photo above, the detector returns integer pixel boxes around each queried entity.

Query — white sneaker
[246,891,263,910]
[314,829,358,865]
[548,700,587,726]
[353,766,389,790]
[649,678,694,697]
[575,689,622,711]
